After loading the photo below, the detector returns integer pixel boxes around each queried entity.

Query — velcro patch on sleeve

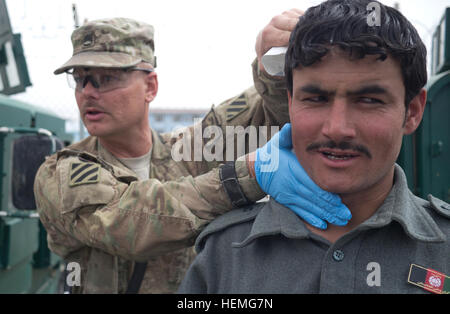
[69,162,100,187]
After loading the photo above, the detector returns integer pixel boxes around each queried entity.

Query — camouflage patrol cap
[54,17,156,75]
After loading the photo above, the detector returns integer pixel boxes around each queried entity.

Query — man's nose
[321,100,357,141]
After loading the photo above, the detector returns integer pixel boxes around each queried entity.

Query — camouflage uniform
[35,17,289,292]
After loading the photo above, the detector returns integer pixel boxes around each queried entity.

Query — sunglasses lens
[66,68,150,92]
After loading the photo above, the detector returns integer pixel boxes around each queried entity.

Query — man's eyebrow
[296,84,393,99]
[298,84,335,96]
[346,85,389,96]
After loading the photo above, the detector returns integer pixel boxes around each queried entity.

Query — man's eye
[359,97,384,104]
[303,96,328,103]
[100,75,119,84]
[73,75,83,84]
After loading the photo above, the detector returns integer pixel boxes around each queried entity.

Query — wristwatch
[219,162,252,208]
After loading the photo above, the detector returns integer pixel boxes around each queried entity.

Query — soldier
[34,11,350,294]
[178,0,449,294]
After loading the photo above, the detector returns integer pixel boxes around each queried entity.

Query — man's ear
[145,72,158,103]
[404,88,427,135]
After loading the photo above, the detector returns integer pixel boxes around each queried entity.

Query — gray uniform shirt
[178,165,449,294]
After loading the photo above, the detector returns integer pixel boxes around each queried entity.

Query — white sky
[5,0,450,132]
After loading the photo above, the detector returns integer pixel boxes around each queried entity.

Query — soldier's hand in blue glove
[253,123,351,230]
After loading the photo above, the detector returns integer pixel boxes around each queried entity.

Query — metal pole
[0,211,39,218]
[72,3,85,141]
[72,3,80,28]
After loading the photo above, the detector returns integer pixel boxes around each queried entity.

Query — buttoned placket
[305,228,366,293]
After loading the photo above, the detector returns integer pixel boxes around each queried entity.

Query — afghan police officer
[178,0,450,294]
[34,11,350,294]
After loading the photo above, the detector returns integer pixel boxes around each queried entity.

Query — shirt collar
[232,199,310,248]
[234,164,445,248]
[95,128,170,163]
[368,165,446,243]
[150,129,172,160]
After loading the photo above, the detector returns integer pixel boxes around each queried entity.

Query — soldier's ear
[403,88,426,135]
[144,71,158,103]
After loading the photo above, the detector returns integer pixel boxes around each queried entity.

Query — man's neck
[99,128,153,158]
[305,168,395,244]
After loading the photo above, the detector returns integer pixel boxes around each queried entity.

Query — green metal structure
[0,0,31,95]
[397,8,450,203]
[416,70,450,202]
[431,8,450,76]
[0,0,72,293]
[0,95,72,293]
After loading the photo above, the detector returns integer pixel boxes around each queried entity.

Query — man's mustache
[306,140,372,159]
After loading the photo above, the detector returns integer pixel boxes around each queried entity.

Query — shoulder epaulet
[57,149,137,185]
[226,92,249,121]
[428,194,450,219]
[195,203,264,252]
[57,149,114,173]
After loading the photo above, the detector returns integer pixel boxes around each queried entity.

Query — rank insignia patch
[407,264,450,294]
[226,93,248,121]
[69,162,100,187]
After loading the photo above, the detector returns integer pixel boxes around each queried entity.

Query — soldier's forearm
[235,155,264,202]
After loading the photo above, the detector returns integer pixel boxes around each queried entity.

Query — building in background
[149,108,208,134]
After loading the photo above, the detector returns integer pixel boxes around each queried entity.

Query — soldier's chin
[83,122,105,137]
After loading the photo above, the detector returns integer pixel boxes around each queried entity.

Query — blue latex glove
[254,123,352,229]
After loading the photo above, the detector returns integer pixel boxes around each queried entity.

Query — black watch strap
[219,162,251,208]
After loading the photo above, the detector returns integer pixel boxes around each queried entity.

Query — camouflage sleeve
[34,153,243,261]
[162,58,289,201]
[208,58,289,132]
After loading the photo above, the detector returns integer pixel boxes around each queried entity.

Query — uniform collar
[234,164,445,248]
[93,128,170,163]
[368,164,446,243]
[150,129,172,160]
[64,134,121,167]
[232,199,310,248]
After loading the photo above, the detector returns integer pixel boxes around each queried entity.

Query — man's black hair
[285,0,427,107]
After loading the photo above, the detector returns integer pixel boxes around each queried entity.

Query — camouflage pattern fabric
[34,59,289,293]
[54,18,156,74]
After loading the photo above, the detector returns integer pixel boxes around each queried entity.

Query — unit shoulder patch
[69,162,100,187]
[226,93,249,121]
